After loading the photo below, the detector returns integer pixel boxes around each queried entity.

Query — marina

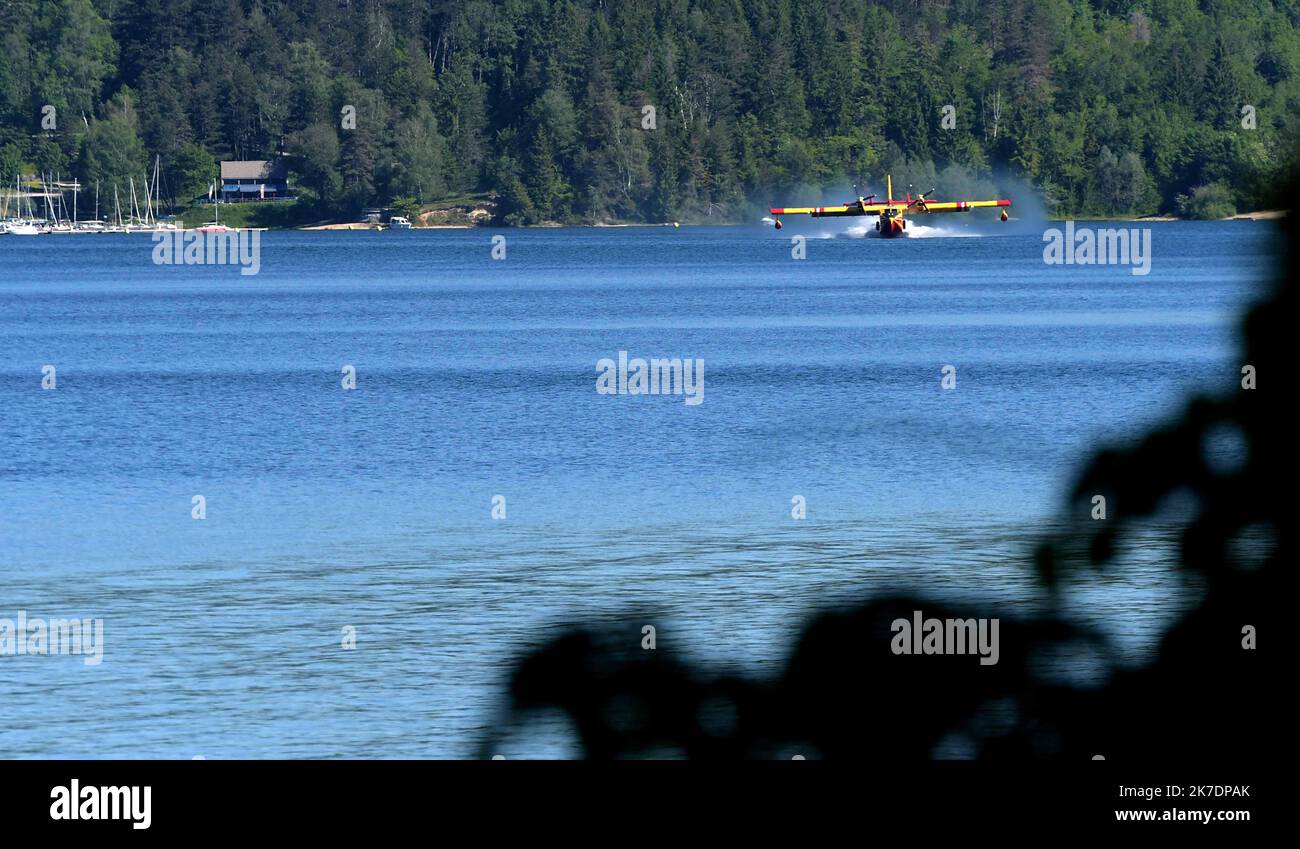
[0,159,259,235]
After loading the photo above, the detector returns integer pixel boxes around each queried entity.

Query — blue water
[0,221,1278,757]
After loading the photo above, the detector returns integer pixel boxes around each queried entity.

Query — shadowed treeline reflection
[482,210,1287,762]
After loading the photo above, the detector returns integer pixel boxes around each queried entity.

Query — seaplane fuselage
[877,207,906,238]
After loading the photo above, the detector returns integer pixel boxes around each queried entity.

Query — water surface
[0,221,1276,757]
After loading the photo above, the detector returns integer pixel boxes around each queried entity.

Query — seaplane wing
[768,199,1009,216]
[911,199,1011,213]
[768,203,894,216]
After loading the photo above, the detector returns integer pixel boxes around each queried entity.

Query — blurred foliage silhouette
[485,199,1287,760]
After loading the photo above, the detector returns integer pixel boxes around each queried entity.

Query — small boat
[195,177,230,233]
[2,220,40,235]
[388,216,413,230]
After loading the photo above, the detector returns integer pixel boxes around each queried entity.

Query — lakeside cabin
[219,160,291,203]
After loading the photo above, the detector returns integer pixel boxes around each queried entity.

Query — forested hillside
[2,0,1298,223]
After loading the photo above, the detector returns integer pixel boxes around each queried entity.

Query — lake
[0,219,1278,757]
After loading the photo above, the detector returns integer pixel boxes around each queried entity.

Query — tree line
[1,0,1298,224]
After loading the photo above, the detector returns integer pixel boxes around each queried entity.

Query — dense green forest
[1,0,1298,224]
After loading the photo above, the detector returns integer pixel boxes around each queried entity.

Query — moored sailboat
[195,179,230,232]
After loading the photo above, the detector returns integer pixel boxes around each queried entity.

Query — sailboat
[2,206,40,235]
[124,176,154,232]
[196,179,230,232]
[99,185,126,233]
[1,175,41,234]
[77,180,105,232]
[2,220,39,235]
[147,156,181,231]
[45,173,75,233]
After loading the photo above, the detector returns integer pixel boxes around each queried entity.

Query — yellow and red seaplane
[770,175,1011,238]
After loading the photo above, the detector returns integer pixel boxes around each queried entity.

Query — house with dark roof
[219,159,291,202]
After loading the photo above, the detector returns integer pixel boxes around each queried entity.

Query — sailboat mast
[46,173,57,223]
[151,155,161,222]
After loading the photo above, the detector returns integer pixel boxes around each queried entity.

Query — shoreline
[294,220,683,231]
[1063,209,1287,223]
[286,212,1287,231]
[3,212,1286,236]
